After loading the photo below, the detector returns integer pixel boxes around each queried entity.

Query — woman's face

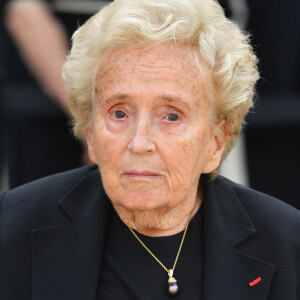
[88,45,226,213]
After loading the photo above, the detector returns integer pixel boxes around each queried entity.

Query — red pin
[249,277,262,287]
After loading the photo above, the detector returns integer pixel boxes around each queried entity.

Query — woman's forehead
[95,45,210,103]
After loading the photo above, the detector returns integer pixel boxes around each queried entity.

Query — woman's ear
[202,120,229,174]
[86,125,97,164]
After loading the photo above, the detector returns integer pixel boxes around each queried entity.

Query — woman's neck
[113,191,202,237]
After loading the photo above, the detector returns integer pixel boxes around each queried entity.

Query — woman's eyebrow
[158,95,191,111]
[99,94,129,107]
[99,93,191,111]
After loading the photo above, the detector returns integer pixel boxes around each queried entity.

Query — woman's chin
[106,183,168,211]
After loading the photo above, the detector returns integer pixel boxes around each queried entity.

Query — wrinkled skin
[87,45,227,236]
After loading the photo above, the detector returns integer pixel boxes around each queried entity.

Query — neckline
[106,205,203,265]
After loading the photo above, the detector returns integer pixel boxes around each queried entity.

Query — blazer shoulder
[0,165,100,230]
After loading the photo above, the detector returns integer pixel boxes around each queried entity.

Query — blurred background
[0,0,299,209]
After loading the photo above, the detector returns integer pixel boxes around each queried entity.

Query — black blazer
[0,165,299,300]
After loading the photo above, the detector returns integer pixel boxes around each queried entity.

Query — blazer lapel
[202,177,275,300]
[31,168,111,300]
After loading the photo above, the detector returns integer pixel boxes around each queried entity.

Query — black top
[97,206,203,299]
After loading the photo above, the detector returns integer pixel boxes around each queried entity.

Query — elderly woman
[0,0,299,299]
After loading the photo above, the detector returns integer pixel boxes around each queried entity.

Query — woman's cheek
[105,116,130,132]
[158,118,186,135]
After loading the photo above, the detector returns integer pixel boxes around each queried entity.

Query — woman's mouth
[123,171,161,178]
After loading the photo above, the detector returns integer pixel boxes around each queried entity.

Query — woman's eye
[166,114,179,122]
[112,110,127,119]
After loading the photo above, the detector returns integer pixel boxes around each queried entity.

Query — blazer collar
[203,176,256,247]
[202,177,275,300]
[58,166,106,222]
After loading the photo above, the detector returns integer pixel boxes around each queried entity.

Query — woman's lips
[123,171,161,178]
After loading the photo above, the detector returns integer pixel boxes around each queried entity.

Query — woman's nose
[128,119,156,154]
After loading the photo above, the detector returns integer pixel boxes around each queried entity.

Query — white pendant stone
[168,282,179,295]
[168,275,179,295]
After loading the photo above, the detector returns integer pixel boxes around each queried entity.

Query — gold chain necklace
[127,212,193,295]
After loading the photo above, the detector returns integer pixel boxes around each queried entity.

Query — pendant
[168,269,179,295]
